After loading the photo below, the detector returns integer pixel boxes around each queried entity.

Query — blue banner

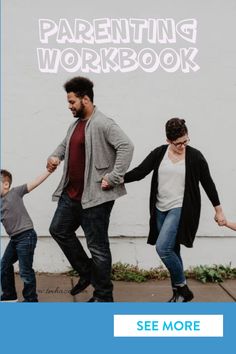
[0,303,234,354]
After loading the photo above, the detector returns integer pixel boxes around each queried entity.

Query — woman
[123,118,226,302]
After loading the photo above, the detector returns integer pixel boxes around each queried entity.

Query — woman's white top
[156,147,186,211]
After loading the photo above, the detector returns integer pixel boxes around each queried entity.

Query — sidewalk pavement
[14,274,236,302]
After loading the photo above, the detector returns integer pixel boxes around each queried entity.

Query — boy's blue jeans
[155,207,186,287]
[1,229,38,301]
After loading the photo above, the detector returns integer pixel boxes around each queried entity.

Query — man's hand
[101,176,113,190]
[47,156,60,173]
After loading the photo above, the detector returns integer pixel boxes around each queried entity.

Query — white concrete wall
[1,236,235,273]
[1,0,236,270]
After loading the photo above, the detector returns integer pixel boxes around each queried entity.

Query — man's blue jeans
[49,192,114,300]
[155,207,186,287]
[1,229,38,301]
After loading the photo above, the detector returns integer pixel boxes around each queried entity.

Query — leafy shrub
[66,262,236,283]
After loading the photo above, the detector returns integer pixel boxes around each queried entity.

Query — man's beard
[75,102,86,118]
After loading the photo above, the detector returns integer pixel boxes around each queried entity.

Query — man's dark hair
[1,169,12,187]
[64,77,94,102]
[165,118,188,141]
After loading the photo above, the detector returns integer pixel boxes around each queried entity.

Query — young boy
[0,169,51,302]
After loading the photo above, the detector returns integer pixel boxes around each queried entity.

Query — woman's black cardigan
[124,145,220,248]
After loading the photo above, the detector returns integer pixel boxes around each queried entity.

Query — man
[47,77,134,302]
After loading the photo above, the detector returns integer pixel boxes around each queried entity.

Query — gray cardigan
[50,107,134,209]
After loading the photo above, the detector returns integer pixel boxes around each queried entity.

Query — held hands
[46,156,60,173]
[214,207,227,226]
[101,175,113,191]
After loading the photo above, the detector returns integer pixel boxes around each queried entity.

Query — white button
[113,315,223,337]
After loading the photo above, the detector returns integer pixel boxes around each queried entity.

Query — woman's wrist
[214,205,223,213]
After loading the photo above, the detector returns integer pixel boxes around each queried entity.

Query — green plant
[185,264,236,283]
[67,269,79,277]
[111,262,169,282]
[65,262,236,283]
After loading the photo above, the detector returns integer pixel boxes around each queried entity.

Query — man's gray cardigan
[50,107,134,209]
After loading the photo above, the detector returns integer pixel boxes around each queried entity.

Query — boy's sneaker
[0,294,18,302]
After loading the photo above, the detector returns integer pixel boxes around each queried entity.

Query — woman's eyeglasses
[171,138,190,147]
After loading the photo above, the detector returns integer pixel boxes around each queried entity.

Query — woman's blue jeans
[156,207,186,287]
